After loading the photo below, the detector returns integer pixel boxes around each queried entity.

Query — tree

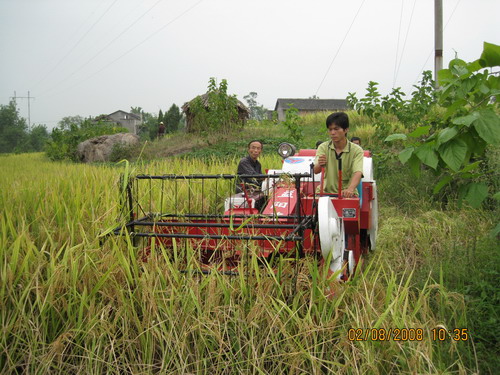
[0,101,28,153]
[164,104,181,133]
[243,92,267,121]
[158,109,164,125]
[27,124,50,152]
[282,104,304,144]
[190,77,241,134]
[385,42,500,210]
[57,116,85,131]
[130,107,143,116]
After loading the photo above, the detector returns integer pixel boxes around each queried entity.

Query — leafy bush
[347,71,436,130]
[46,118,128,161]
[282,104,304,145]
[188,78,243,136]
[385,42,500,210]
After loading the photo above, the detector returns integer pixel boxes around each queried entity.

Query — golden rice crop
[0,152,487,374]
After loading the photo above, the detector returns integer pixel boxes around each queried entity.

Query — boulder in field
[76,133,139,163]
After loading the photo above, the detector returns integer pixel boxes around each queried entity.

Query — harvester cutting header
[110,140,378,280]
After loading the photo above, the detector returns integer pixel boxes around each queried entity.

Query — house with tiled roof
[104,110,142,134]
[274,98,348,122]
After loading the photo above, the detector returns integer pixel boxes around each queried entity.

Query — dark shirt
[236,156,262,193]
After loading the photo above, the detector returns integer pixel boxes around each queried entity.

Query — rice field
[1,152,493,374]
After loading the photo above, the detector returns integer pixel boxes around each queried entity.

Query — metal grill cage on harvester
[109,144,378,280]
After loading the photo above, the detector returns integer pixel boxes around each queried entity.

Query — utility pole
[9,91,35,130]
[434,0,443,88]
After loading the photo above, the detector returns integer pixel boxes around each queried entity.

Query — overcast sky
[1,0,499,129]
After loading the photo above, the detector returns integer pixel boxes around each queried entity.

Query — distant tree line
[1,87,266,158]
[0,101,50,153]
[0,99,185,159]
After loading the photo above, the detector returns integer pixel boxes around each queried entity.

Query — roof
[274,98,348,111]
[182,93,249,114]
[108,110,141,120]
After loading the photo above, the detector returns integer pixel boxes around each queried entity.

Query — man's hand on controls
[318,154,327,167]
[342,188,356,198]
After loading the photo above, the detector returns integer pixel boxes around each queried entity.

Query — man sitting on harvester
[236,140,266,210]
[314,112,363,198]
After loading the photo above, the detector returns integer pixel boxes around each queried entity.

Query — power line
[393,0,405,87]
[42,0,207,100]
[38,0,165,98]
[393,0,417,87]
[10,91,35,130]
[32,0,119,91]
[315,0,366,96]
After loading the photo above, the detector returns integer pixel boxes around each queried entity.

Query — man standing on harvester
[314,112,363,198]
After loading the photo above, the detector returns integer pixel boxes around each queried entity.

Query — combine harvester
[111,143,378,280]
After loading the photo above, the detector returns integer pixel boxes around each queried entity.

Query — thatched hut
[182,93,250,133]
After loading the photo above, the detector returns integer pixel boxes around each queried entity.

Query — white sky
[1,0,499,129]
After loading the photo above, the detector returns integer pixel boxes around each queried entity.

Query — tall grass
[1,152,495,374]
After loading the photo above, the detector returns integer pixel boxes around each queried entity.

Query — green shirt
[314,140,364,194]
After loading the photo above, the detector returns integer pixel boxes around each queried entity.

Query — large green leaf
[398,147,414,164]
[385,133,407,142]
[439,83,458,105]
[454,66,470,79]
[438,138,467,172]
[438,68,454,84]
[452,112,479,127]
[488,75,500,90]
[449,58,467,70]
[407,154,421,177]
[450,59,470,79]
[472,109,500,143]
[408,125,431,138]
[460,161,481,174]
[467,59,483,73]
[478,42,500,68]
[464,182,489,208]
[479,83,491,94]
[433,175,453,194]
[460,130,487,155]
[437,127,459,145]
[415,143,438,169]
[444,99,467,120]
[456,77,478,99]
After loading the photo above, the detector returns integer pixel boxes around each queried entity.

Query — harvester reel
[318,197,345,279]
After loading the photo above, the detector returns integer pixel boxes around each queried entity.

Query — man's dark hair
[247,140,263,148]
[351,136,361,144]
[326,112,349,130]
